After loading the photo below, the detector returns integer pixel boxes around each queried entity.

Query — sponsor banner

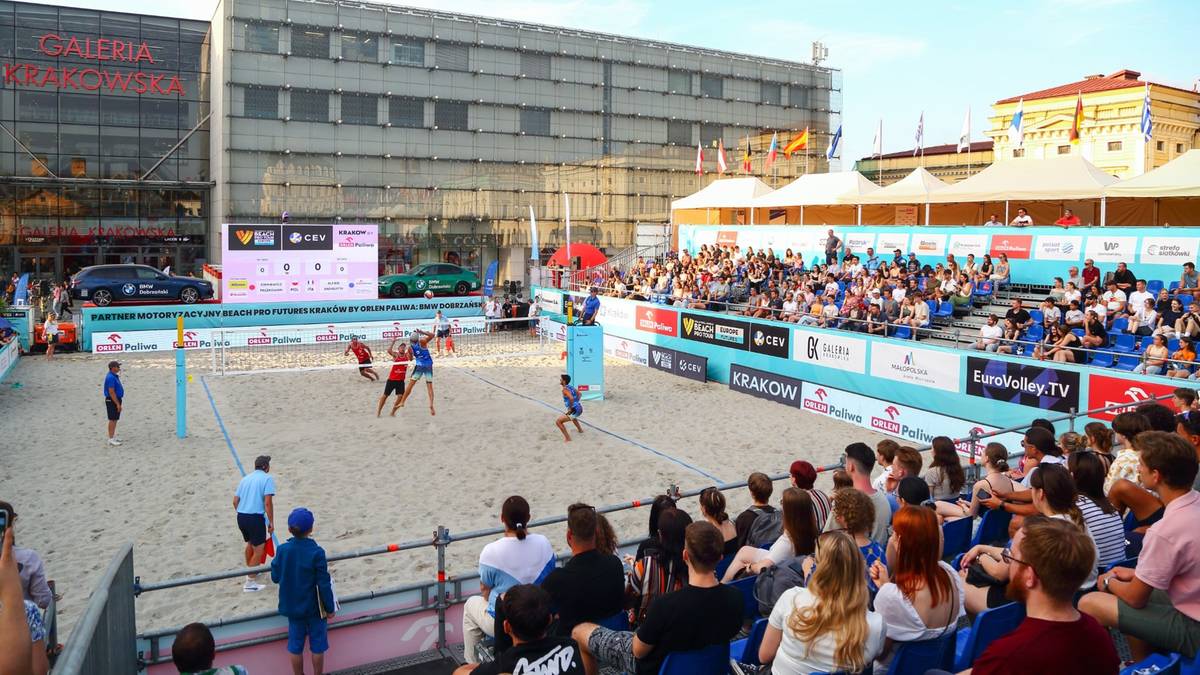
[1033,235,1083,261]
[680,312,750,350]
[844,232,876,254]
[965,357,1080,414]
[1086,373,1179,421]
[540,317,567,343]
[870,342,962,393]
[716,230,739,247]
[1141,236,1200,266]
[636,306,679,337]
[912,234,947,257]
[749,323,790,358]
[989,234,1032,259]
[948,234,989,258]
[1084,236,1138,264]
[603,335,649,366]
[648,345,677,374]
[534,289,564,316]
[876,232,909,256]
[729,363,803,408]
[221,224,378,303]
[675,351,708,382]
[0,340,18,383]
[792,328,867,374]
[799,382,867,425]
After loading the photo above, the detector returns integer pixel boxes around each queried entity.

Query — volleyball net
[208,316,550,375]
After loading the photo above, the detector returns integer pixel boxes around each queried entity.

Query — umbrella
[548,243,608,269]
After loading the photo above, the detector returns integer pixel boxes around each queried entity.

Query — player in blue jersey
[398,328,436,416]
[556,373,584,442]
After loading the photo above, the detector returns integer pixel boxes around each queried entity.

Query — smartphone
[976,489,992,501]
[0,507,8,542]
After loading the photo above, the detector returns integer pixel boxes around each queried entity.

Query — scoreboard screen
[221,224,378,303]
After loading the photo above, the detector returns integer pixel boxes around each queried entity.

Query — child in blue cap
[271,507,335,675]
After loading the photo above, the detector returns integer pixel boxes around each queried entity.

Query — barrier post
[1068,406,1077,433]
[175,316,186,438]
[434,526,450,652]
[967,428,981,484]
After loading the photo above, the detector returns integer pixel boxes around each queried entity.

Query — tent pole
[800,205,805,226]
[924,202,931,226]
[1005,200,1009,224]
[1100,196,1107,227]
[1153,198,1159,227]
[750,207,755,226]
[857,204,862,226]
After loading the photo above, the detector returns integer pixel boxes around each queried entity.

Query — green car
[378,263,481,298]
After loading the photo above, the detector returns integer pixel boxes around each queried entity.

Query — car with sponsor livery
[70,264,214,306]
[377,263,480,298]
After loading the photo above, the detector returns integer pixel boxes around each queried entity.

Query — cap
[108,360,122,369]
[789,460,818,488]
[254,455,271,470]
[288,507,314,532]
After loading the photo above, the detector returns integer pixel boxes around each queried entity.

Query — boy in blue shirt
[556,374,584,442]
[271,508,335,675]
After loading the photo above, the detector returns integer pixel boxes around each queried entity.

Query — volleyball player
[344,336,378,381]
[378,338,410,417]
[433,310,455,357]
[556,374,584,442]
[398,329,435,416]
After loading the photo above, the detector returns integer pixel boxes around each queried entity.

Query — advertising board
[221,224,378,303]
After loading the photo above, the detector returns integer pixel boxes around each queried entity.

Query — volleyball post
[175,315,186,438]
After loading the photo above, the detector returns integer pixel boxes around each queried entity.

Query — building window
[788,87,808,108]
[520,108,551,136]
[291,90,329,122]
[520,52,551,79]
[435,43,469,71]
[1057,145,1070,155]
[393,37,424,66]
[244,22,279,54]
[700,74,723,98]
[1107,141,1122,152]
[389,98,424,127]
[668,70,691,94]
[340,32,376,62]
[244,87,278,119]
[667,120,692,145]
[761,82,781,105]
[1156,141,1165,151]
[700,123,723,148]
[1178,143,1187,153]
[1012,148,1024,158]
[17,91,57,122]
[340,93,376,125]
[434,100,468,130]
[291,26,329,59]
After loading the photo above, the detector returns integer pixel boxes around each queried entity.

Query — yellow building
[854,141,993,186]
[989,69,1200,178]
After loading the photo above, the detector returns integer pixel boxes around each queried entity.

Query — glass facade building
[0,1,211,282]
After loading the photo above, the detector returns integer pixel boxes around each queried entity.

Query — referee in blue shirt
[104,361,123,447]
[234,455,276,592]
[581,287,601,326]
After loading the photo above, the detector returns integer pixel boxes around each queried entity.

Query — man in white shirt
[1067,266,1085,289]
[1086,298,1108,323]
[1127,279,1153,315]
[1010,207,1033,227]
[975,315,1004,352]
[1101,282,1127,315]
[984,214,1002,227]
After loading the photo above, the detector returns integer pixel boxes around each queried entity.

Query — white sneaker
[107,438,122,446]
[243,581,265,593]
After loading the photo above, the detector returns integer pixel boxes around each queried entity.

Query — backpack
[754,555,811,616]
[745,507,783,549]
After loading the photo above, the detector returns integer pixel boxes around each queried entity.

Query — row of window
[9,91,206,129]
[1032,139,1190,158]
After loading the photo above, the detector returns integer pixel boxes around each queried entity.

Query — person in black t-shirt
[734,472,776,549]
[541,503,625,638]
[572,522,742,675]
[454,584,584,675]
[1004,298,1033,331]
[1111,262,1136,292]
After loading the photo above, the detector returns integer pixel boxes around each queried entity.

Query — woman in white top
[42,313,59,360]
[721,488,818,582]
[936,443,1016,521]
[759,532,885,674]
[1131,298,1159,336]
[923,437,966,500]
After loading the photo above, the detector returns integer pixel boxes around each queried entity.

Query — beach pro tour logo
[871,405,903,435]
[681,312,749,349]
[989,235,1032,260]
[966,357,1080,413]
[95,333,124,352]
[228,226,281,251]
[1087,374,1178,421]
[637,307,678,337]
[729,364,803,408]
[649,345,675,373]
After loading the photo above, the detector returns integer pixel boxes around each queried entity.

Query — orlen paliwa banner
[221,224,378,303]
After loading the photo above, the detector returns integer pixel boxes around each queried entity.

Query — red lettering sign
[989,234,1032,260]
[1,33,183,96]
[716,230,739,247]
[636,307,678,337]
[1086,373,1178,421]
[38,34,156,64]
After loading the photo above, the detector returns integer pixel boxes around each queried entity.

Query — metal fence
[52,543,137,675]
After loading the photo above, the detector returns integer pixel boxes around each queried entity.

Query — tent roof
[1106,150,1200,198]
[751,171,880,207]
[855,167,950,204]
[670,177,775,210]
[925,155,1118,203]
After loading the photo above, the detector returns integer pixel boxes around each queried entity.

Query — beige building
[989,69,1200,178]
[855,141,993,186]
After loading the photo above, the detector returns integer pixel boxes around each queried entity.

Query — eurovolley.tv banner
[221,224,378,303]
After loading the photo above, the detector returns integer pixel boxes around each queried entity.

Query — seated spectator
[697,488,738,556]
[1004,298,1032,331]
[967,517,1118,675]
[1157,298,1185,339]
[1134,333,1169,375]
[628,508,690,626]
[1112,261,1137,292]
[758,532,885,674]
[991,254,1011,285]
[995,317,1023,355]
[1179,304,1200,341]
[865,302,889,336]
[1067,452,1126,570]
[936,443,1015,521]
[924,437,966,500]
[463,496,556,664]
[1181,262,1200,294]
[791,460,831,531]
[830,442,892,545]
[1059,431,1085,456]
[829,488,886,593]
[634,495,676,560]
[1080,432,1200,661]
[1054,208,1081,226]
[1130,298,1159,337]
[456,585,584,675]
[1081,310,1107,350]
[1082,258,1101,292]
[1105,411,1152,492]
[1038,297,1061,326]
[1049,277,1067,304]
[1036,323,1084,364]
[734,472,777,550]
[573,522,742,675]
[1010,207,1033,227]
[0,503,52,610]
[172,622,247,675]
[885,446,923,510]
[721,488,817,583]
[1102,281,1127,319]
[1063,282,1083,309]
[974,314,1003,352]
[869,506,965,672]
[1084,421,1116,470]
[1128,279,1154,313]
[871,440,899,493]
[541,504,625,639]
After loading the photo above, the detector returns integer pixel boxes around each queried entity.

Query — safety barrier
[0,338,18,382]
[52,543,136,675]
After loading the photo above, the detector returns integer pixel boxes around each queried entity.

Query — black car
[70,264,214,306]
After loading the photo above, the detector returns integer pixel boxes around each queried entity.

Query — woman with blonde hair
[758,531,885,674]
[42,312,59,360]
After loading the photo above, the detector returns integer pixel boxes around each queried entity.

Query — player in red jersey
[344,336,377,381]
[378,338,410,416]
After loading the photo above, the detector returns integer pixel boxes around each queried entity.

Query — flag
[741,136,752,173]
[716,139,729,175]
[528,205,538,261]
[764,132,778,171]
[564,193,571,270]
[1069,92,1083,145]
[483,260,498,298]
[1008,98,1024,147]
[694,142,704,175]
[826,124,842,160]
[1140,84,1153,142]
[872,119,882,157]
[957,107,971,153]
[783,128,809,157]
[913,112,924,156]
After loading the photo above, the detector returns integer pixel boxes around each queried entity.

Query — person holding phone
[104,360,124,447]
[0,503,46,675]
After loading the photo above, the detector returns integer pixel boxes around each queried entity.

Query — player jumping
[398,329,435,416]
[556,373,584,442]
[378,338,410,417]
[345,336,377,381]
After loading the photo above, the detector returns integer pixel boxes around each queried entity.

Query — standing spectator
[433,310,452,356]
[1080,432,1200,661]
[924,437,966,500]
[722,488,817,582]
[572,522,743,675]
[483,296,500,331]
[974,314,1003,351]
[463,496,556,664]
[823,229,842,266]
[271,507,334,675]
[830,443,892,545]
[541,504,624,638]
[172,623,248,675]
[455,585,584,675]
[1054,208,1080,227]
[983,214,1001,227]
[969,517,1118,675]
[1009,207,1033,226]
[790,460,831,531]
[234,455,276,593]
[1181,262,1200,294]
[104,360,124,447]
[734,472,777,550]
[0,502,53,609]
[697,488,738,555]
[41,313,58,360]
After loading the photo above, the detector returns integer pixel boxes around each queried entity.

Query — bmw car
[71,264,215,306]
[378,263,480,298]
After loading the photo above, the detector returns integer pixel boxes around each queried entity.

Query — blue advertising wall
[1,306,33,351]
[79,297,482,350]
[678,225,1200,287]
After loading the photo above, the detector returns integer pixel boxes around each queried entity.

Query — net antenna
[811,41,829,66]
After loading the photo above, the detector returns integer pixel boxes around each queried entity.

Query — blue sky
[29,0,1200,166]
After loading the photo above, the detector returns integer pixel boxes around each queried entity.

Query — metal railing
[52,543,136,675]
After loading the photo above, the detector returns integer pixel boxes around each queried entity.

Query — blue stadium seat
[714,553,735,581]
[1089,351,1115,368]
[973,281,994,303]
[728,575,761,620]
[1169,338,1181,353]
[1120,652,1181,675]
[971,508,1013,548]
[953,602,1025,672]
[1104,557,1138,574]
[729,617,768,666]
[1148,280,1166,296]
[597,610,629,631]
[942,517,973,562]
[892,326,912,340]
[1071,328,1085,339]
[1030,310,1044,325]
[1112,333,1137,353]
[1111,317,1129,335]
[935,301,954,320]
[1182,295,1195,309]
[886,632,956,674]
[1141,336,1156,351]
[1170,281,1182,292]
[658,643,731,674]
[1025,324,1044,343]
[1115,352,1142,371]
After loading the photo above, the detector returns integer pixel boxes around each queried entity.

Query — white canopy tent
[855,168,949,225]
[669,177,775,209]
[1105,150,1200,226]
[750,171,880,224]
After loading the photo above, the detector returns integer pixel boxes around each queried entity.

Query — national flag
[913,112,924,156]
[564,193,571,270]
[741,136,752,173]
[694,142,704,175]
[957,107,971,153]
[764,132,778,171]
[872,119,882,157]
[783,128,809,157]
[1069,91,1083,145]
[826,124,842,160]
[716,139,729,175]
[1140,84,1153,142]
[1008,98,1024,147]
[528,205,538,261]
